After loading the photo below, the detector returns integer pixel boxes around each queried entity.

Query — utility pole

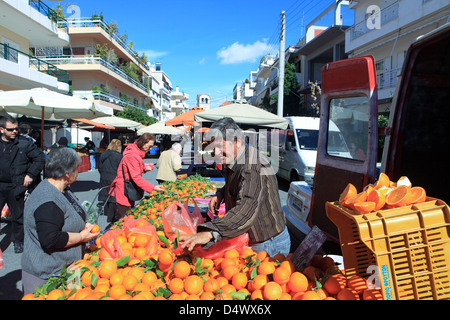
[278,11,286,118]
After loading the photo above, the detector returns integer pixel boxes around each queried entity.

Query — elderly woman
[21,147,99,295]
[155,142,183,184]
[110,133,164,220]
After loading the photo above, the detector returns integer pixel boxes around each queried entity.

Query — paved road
[0,157,289,300]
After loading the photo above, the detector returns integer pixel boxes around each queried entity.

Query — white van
[272,116,349,183]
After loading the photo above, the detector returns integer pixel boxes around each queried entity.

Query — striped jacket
[198,145,286,244]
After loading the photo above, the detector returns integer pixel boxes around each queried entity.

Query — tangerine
[410,186,426,204]
[258,261,276,275]
[339,183,357,204]
[98,260,117,279]
[173,260,191,279]
[46,288,65,300]
[353,201,376,214]
[263,281,282,300]
[374,172,390,190]
[90,224,100,233]
[109,285,127,300]
[134,234,150,247]
[343,191,367,209]
[386,185,412,208]
[367,188,386,210]
[168,277,185,294]
[273,266,291,285]
[184,275,203,295]
[301,290,321,300]
[287,272,308,293]
[231,272,248,290]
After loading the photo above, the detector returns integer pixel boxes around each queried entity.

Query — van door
[308,56,379,242]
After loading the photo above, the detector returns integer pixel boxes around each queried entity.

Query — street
[0,157,288,300]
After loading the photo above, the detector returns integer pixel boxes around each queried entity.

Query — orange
[134,282,150,293]
[323,275,346,295]
[184,275,203,295]
[98,260,117,279]
[367,188,386,210]
[347,275,368,295]
[240,247,256,259]
[203,278,220,293]
[374,172,390,190]
[142,271,157,287]
[221,258,238,270]
[122,275,138,291]
[273,266,291,285]
[98,248,113,261]
[158,248,174,265]
[81,269,97,287]
[339,183,357,204]
[301,290,321,300]
[200,292,215,300]
[410,186,426,204]
[22,293,36,300]
[134,234,150,247]
[256,251,268,262]
[362,288,384,300]
[128,266,145,281]
[287,272,308,293]
[258,261,276,275]
[397,176,412,188]
[343,191,367,209]
[248,274,268,292]
[263,281,282,300]
[169,293,184,300]
[386,185,412,208]
[279,260,295,275]
[134,291,154,300]
[231,272,248,290]
[216,276,229,289]
[93,284,110,296]
[90,224,100,233]
[251,289,263,300]
[109,284,127,300]
[279,292,292,300]
[109,271,124,286]
[46,288,65,300]
[353,201,376,214]
[134,247,148,260]
[118,294,132,300]
[168,277,185,294]
[173,260,191,279]
[222,265,240,280]
[337,288,360,300]
[224,249,239,259]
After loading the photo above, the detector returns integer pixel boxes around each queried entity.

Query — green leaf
[116,255,130,267]
[158,234,171,248]
[173,230,180,249]
[250,266,258,280]
[229,291,249,300]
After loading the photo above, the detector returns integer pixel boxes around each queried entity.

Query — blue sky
[48,0,354,109]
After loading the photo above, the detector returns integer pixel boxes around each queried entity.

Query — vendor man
[181,117,290,257]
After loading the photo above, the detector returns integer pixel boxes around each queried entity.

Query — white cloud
[141,49,169,61]
[198,57,207,65]
[217,40,271,64]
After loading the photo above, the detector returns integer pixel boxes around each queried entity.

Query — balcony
[73,91,147,113]
[377,67,401,90]
[60,18,149,71]
[347,1,399,41]
[0,42,69,91]
[41,55,148,93]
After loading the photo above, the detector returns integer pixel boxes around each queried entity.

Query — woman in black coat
[98,139,123,223]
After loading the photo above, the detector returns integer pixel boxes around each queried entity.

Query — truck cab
[284,22,450,247]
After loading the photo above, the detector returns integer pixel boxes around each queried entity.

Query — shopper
[155,142,182,184]
[110,133,164,220]
[180,117,290,257]
[0,115,45,253]
[21,147,99,295]
[98,139,123,223]
[84,137,96,171]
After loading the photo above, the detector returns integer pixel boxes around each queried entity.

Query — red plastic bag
[1,204,10,221]
[123,218,158,256]
[162,198,204,237]
[193,233,249,260]
[99,229,125,260]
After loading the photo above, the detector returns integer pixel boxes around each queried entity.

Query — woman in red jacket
[110,133,164,221]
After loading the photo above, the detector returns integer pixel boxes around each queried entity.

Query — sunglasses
[3,127,19,132]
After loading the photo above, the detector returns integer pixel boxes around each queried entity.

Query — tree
[116,107,157,126]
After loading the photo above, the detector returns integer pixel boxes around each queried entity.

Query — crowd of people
[0,115,288,297]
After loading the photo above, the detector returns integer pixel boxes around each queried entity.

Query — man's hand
[209,193,223,213]
[23,175,33,187]
[180,231,213,251]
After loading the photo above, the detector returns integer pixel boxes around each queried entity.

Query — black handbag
[121,163,144,202]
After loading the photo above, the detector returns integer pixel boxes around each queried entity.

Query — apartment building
[170,85,189,116]
[35,14,156,117]
[150,62,173,121]
[0,0,70,93]
[345,0,450,112]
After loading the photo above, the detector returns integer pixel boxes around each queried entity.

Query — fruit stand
[23,172,449,301]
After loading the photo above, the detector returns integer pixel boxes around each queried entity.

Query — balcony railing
[41,56,148,92]
[28,0,68,33]
[1,42,69,84]
[377,68,401,90]
[73,91,147,113]
[59,18,149,71]
[347,1,399,41]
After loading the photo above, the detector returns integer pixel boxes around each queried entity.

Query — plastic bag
[193,233,250,260]
[193,197,226,220]
[123,218,158,256]
[1,204,11,221]
[99,229,125,260]
[162,197,204,237]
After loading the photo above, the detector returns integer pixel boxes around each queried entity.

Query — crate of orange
[326,173,450,300]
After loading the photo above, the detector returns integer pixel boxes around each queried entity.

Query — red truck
[285,22,450,249]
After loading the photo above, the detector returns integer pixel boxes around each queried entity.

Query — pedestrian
[110,133,164,221]
[155,142,182,184]
[84,137,96,171]
[49,136,69,153]
[21,147,99,295]
[0,115,45,254]
[180,117,290,257]
[98,139,123,223]
[18,122,35,143]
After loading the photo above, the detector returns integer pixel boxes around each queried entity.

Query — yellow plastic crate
[326,198,450,300]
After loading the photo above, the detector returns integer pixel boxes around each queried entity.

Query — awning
[72,118,116,130]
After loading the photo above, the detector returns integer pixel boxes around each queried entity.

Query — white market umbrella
[194,102,289,129]
[137,121,183,136]
[91,116,142,131]
[0,87,113,148]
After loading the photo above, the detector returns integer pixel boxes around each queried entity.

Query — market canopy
[0,87,113,119]
[91,116,142,131]
[72,118,116,130]
[166,106,204,126]
[137,121,183,136]
[194,102,289,129]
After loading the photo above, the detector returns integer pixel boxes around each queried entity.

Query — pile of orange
[339,173,427,214]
